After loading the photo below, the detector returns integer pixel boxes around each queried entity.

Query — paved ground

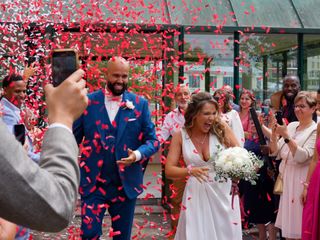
[31,164,280,239]
[31,201,170,240]
[31,202,266,239]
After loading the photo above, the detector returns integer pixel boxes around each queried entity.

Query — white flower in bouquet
[213,146,263,185]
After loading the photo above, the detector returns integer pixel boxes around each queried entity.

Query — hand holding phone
[275,111,284,125]
[52,49,79,87]
[262,106,270,116]
[14,124,26,145]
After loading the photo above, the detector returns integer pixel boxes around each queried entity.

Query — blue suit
[73,90,159,239]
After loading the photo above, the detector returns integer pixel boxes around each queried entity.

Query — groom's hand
[116,148,136,167]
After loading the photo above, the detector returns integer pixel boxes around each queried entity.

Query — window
[210,76,218,90]
[189,75,200,88]
[240,33,297,100]
[304,35,320,91]
[185,33,234,93]
[223,76,233,86]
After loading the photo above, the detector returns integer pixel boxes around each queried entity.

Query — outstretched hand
[23,62,37,80]
[117,148,136,167]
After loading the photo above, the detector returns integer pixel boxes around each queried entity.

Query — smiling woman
[165,92,242,240]
[269,91,317,239]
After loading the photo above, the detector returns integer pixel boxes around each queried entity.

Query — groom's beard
[107,81,128,96]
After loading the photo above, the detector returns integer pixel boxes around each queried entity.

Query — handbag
[273,151,289,195]
[273,173,283,195]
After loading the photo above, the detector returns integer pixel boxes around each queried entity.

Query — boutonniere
[121,100,135,110]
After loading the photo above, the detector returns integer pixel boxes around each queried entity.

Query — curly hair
[184,92,227,145]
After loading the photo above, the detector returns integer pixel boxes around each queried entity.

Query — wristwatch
[284,138,291,144]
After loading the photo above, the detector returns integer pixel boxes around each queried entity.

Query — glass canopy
[1,0,320,30]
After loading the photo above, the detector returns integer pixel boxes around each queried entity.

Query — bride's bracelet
[187,164,193,176]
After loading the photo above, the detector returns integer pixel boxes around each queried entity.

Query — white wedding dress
[175,129,242,240]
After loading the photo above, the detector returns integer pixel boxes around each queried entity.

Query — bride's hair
[184,92,226,144]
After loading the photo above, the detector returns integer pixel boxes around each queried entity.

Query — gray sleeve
[0,119,79,232]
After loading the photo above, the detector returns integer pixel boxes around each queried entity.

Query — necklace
[193,133,208,145]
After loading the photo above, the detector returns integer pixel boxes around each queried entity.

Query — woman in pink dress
[301,123,320,239]
[269,91,317,240]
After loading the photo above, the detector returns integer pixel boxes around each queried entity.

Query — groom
[73,57,159,240]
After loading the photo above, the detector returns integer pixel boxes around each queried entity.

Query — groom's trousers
[80,183,136,240]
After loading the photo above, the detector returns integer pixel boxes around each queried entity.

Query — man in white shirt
[158,84,190,144]
[158,84,190,233]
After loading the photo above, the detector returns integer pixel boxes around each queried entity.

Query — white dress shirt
[104,90,141,161]
[158,107,185,144]
[104,94,122,123]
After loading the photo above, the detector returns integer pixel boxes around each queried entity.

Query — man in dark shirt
[271,75,300,123]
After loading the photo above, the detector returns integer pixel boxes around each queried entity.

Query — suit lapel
[94,90,110,144]
[116,91,134,143]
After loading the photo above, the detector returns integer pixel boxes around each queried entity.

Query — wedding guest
[158,84,191,234]
[213,89,244,147]
[301,92,320,240]
[221,85,240,112]
[0,73,40,239]
[0,73,40,164]
[0,69,88,232]
[238,89,277,240]
[316,89,320,123]
[270,75,300,123]
[270,91,317,240]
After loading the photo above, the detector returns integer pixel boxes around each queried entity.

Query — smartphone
[262,106,270,116]
[275,111,284,125]
[14,124,26,145]
[52,49,79,87]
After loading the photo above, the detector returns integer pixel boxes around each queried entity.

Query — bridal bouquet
[213,146,263,185]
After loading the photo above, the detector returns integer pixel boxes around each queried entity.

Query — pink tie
[106,95,122,102]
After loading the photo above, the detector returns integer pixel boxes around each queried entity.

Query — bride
[165,92,243,240]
